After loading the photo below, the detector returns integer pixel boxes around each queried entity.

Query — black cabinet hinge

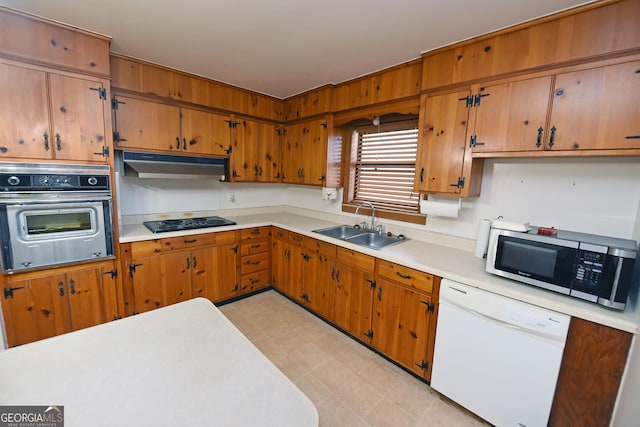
[103,269,118,279]
[94,146,110,157]
[129,263,142,278]
[366,279,376,289]
[321,122,327,129]
[90,87,107,100]
[226,145,232,155]
[458,95,473,108]
[231,246,239,254]
[3,286,24,299]
[420,300,435,313]
[449,177,465,189]
[363,330,374,340]
[112,98,125,110]
[113,132,127,143]
[415,360,429,371]
[473,93,490,107]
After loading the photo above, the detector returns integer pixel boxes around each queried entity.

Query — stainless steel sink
[345,232,407,249]
[312,225,408,250]
[313,225,364,239]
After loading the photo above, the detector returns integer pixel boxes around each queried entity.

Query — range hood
[116,151,229,180]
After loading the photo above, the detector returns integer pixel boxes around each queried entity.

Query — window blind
[354,126,419,213]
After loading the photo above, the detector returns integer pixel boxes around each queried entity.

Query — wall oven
[0,163,114,274]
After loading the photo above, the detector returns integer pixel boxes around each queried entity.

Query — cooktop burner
[143,216,236,233]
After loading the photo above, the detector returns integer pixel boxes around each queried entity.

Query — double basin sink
[313,225,408,250]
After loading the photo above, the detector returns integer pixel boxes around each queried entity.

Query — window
[345,119,422,222]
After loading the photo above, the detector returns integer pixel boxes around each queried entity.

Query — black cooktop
[143,216,236,233]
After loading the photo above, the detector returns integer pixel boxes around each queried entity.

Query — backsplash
[117,158,640,242]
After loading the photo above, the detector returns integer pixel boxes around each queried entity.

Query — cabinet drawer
[215,230,239,245]
[289,232,306,248]
[336,247,374,272]
[161,233,218,250]
[272,227,289,240]
[240,269,270,293]
[241,240,269,256]
[306,238,336,258]
[241,226,270,241]
[241,252,270,274]
[376,260,434,294]
[130,240,162,257]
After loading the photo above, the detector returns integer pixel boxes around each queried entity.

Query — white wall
[117,157,640,242]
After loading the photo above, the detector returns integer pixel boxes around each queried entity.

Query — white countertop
[0,298,318,427]
[120,210,640,334]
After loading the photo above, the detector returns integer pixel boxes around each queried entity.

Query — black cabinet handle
[378,286,383,302]
[58,281,65,297]
[536,127,543,148]
[548,126,556,148]
[396,271,412,280]
[186,257,190,269]
[44,133,50,151]
[251,244,261,249]
[176,136,180,149]
[184,239,197,244]
[248,260,260,265]
[183,138,187,150]
[251,229,260,235]
[55,133,61,151]
[192,256,197,268]
[419,167,424,183]
[69,278,76,295]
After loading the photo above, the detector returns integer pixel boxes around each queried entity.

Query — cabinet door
[191,243,239,303]
[130,255,165,314]
[549,61,640,151]
[333,263,374,343]
[282,121,305,184]
[472,76,552,152]
[305,251,335,321]
[161,250,193,305]
[1,273,71,347]
[180,108,231,156]
[299,119,328,185]
[290,246,307,303]
[0,62,50,159]
[371,278,432,378]
[415,91,470,194]
[270,237,289,293]
[48,73,109,162]
[113,96,181,151]
[233,119,281,182]
[65,267,108,331]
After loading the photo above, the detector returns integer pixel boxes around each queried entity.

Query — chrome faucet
[355,201,376,230]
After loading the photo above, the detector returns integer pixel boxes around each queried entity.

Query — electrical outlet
[228,193,236,203]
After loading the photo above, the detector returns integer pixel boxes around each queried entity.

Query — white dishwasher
[431,279,570,427]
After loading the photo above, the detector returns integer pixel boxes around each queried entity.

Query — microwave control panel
[575,250,605,287]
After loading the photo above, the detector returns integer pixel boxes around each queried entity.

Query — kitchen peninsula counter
[119,209,639,334]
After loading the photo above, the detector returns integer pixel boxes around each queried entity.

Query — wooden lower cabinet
[333,259,375,341]
[549,317,632,427]
[1,261,119,347]
[123,231,240,315]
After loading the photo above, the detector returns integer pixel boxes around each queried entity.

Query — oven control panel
[0,173,109,192]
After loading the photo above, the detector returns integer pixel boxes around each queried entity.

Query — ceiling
[0,0,594,99]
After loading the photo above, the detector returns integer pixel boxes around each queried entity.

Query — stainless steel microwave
[486,227,637,310]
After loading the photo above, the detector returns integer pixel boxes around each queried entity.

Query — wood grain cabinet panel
[549,317,632,427]
[180,108,231,156]
[414,91,482,197]
[548,61,640,151]
[0,61,111,162]
[231,118,282,182]
[1,262,120,347]
[333,262,375,343]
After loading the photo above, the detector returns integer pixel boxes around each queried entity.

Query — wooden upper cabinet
[548,61,640,151]
[48,73,109,161]
[0,61,110,162]
[232,119,282,182]
[0,62,49,159]
[113,95,233,156]
[113,96,181,152]
[471,76,553,153]
[414,92,482,197]
[282,118,329,186]
[180,108,231,156]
